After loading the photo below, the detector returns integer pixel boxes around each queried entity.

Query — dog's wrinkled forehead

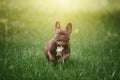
[57,29,68,35]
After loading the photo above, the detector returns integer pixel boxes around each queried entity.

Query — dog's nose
[60,35,64,39]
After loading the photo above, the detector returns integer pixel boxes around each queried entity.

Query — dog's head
[54,21,72,46]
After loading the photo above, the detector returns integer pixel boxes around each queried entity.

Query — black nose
[60,35,64,39]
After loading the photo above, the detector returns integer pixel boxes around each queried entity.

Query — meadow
[0,0,120,80]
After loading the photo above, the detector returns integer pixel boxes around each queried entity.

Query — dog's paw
[58,57,64,63]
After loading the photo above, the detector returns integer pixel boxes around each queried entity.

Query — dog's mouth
[57,40,66,46]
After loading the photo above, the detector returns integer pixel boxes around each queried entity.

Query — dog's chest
[56,46,64,56]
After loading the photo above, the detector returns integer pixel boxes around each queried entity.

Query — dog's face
[54,21,72,46]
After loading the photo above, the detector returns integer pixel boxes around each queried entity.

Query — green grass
[0,21,120,80]
[0,0,120,80]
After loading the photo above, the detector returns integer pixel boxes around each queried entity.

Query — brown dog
[45,21,72,65]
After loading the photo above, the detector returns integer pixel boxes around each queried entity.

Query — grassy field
[0,0,120,80]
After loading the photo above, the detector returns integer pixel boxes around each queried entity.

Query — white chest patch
[56,46,64,56]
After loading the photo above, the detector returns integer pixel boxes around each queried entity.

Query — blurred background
[0,0,120,80]
[0,0,120,42]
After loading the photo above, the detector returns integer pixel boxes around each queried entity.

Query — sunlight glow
[31,0,108,13]
[56,0,70,7]
[22,0,109,14]
[51,0,72,11]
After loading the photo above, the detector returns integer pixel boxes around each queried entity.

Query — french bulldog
[45,21,72,65]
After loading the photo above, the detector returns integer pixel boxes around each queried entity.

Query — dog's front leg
[58,53,70,63]
[62,53,70,60]
[48,51,55,64]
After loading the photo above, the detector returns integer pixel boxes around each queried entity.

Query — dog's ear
[55,21,60,32]
[66,23,72,34]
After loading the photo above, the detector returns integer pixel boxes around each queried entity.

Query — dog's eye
[55,36,60,40]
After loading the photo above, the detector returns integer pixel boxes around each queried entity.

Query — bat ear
[55,21,60,32]
[66,23,72,34]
